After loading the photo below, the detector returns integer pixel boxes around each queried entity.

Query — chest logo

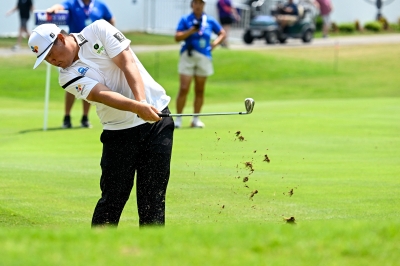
[93,40,106,55]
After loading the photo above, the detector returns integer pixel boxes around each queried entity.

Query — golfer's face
[45,37,73,69]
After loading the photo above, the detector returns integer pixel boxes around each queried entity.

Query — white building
[1,0,400,36]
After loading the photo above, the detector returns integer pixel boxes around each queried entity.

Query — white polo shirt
[59,19,171,130]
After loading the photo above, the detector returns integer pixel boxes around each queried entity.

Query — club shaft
[158,112,248,117]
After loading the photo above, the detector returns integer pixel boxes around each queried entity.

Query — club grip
[158,113,170,117]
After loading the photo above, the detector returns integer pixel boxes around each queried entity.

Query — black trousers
[91,107,174,227]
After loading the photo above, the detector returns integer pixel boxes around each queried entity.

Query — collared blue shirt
[61,0,113,33]
[176,13,222,59]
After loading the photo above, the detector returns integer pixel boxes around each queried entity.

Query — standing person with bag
[174,0,226,128]
[217,0,240,48]
[28,20,174,227]
[46,0,115,129]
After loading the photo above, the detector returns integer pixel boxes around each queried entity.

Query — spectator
[28,20,174,227]
[6,0,34,51]
[315,0,332,38]
[174,0,226,128]
[217,0,240,48]
[46,0,116,129]
[297,0,320,18]
[276,0,299,30]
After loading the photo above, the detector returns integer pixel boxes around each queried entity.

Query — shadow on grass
[19,126,88,134]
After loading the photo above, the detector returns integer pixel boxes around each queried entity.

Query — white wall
[1,0,138,36]
[1,0,400,36]
[331,0,400,25]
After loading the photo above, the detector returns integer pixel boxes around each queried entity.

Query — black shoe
[81,115,91,128]
[63,115,72,129]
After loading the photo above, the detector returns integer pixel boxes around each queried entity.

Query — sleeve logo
[113,32,126,43]
[78,67,89,76]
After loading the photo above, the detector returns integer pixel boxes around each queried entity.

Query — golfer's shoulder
[92,19,110,27]
[58,67,78,85]
[83,19,117,39]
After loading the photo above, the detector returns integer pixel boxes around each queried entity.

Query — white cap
[28,23,61,69]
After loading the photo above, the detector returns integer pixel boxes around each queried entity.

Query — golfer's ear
[57,33,66,44]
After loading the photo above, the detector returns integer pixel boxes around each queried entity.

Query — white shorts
[178,50,214,77]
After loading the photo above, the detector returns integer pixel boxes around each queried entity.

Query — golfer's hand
[137,101,161,124]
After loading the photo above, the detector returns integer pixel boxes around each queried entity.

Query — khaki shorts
[178,50,214,77]
[277,15,298,26]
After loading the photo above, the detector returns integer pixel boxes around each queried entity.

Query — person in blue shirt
[174,0,226,128]
[46,0,115,129]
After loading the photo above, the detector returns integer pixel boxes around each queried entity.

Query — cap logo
[50,33,55,38]
[31,46,39,53]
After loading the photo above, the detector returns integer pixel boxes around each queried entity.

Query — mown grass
[0,31,177,49]
[0,44,399,265]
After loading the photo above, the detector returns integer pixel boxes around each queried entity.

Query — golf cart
[243,3,317,44]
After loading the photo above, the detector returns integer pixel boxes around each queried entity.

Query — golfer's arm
[111,47,146,102]
[87,83,140,113]
[86,83,161,121]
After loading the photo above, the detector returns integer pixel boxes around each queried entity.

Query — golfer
[28,20,174,227]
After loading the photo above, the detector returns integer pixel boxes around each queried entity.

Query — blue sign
[34,11,69,26]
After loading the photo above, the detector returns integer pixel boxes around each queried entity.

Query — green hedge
[364,21,383,32]
[338,23,356,33]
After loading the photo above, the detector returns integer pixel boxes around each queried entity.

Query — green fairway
[0,31,176,49]
[0,44,399,265]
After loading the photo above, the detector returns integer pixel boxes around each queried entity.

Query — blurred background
[1,0,400,36]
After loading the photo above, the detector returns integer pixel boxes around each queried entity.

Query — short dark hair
[53,29,68,45]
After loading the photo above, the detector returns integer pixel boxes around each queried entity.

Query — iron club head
[244,98,255,114]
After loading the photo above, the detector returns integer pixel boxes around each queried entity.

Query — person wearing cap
[28,20,174,227]
[174,0,226,128]
[46,0,115,129]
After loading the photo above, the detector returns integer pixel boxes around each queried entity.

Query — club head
[244,98,255,114]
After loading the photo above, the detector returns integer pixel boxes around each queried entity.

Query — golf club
[158,98,255,117]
